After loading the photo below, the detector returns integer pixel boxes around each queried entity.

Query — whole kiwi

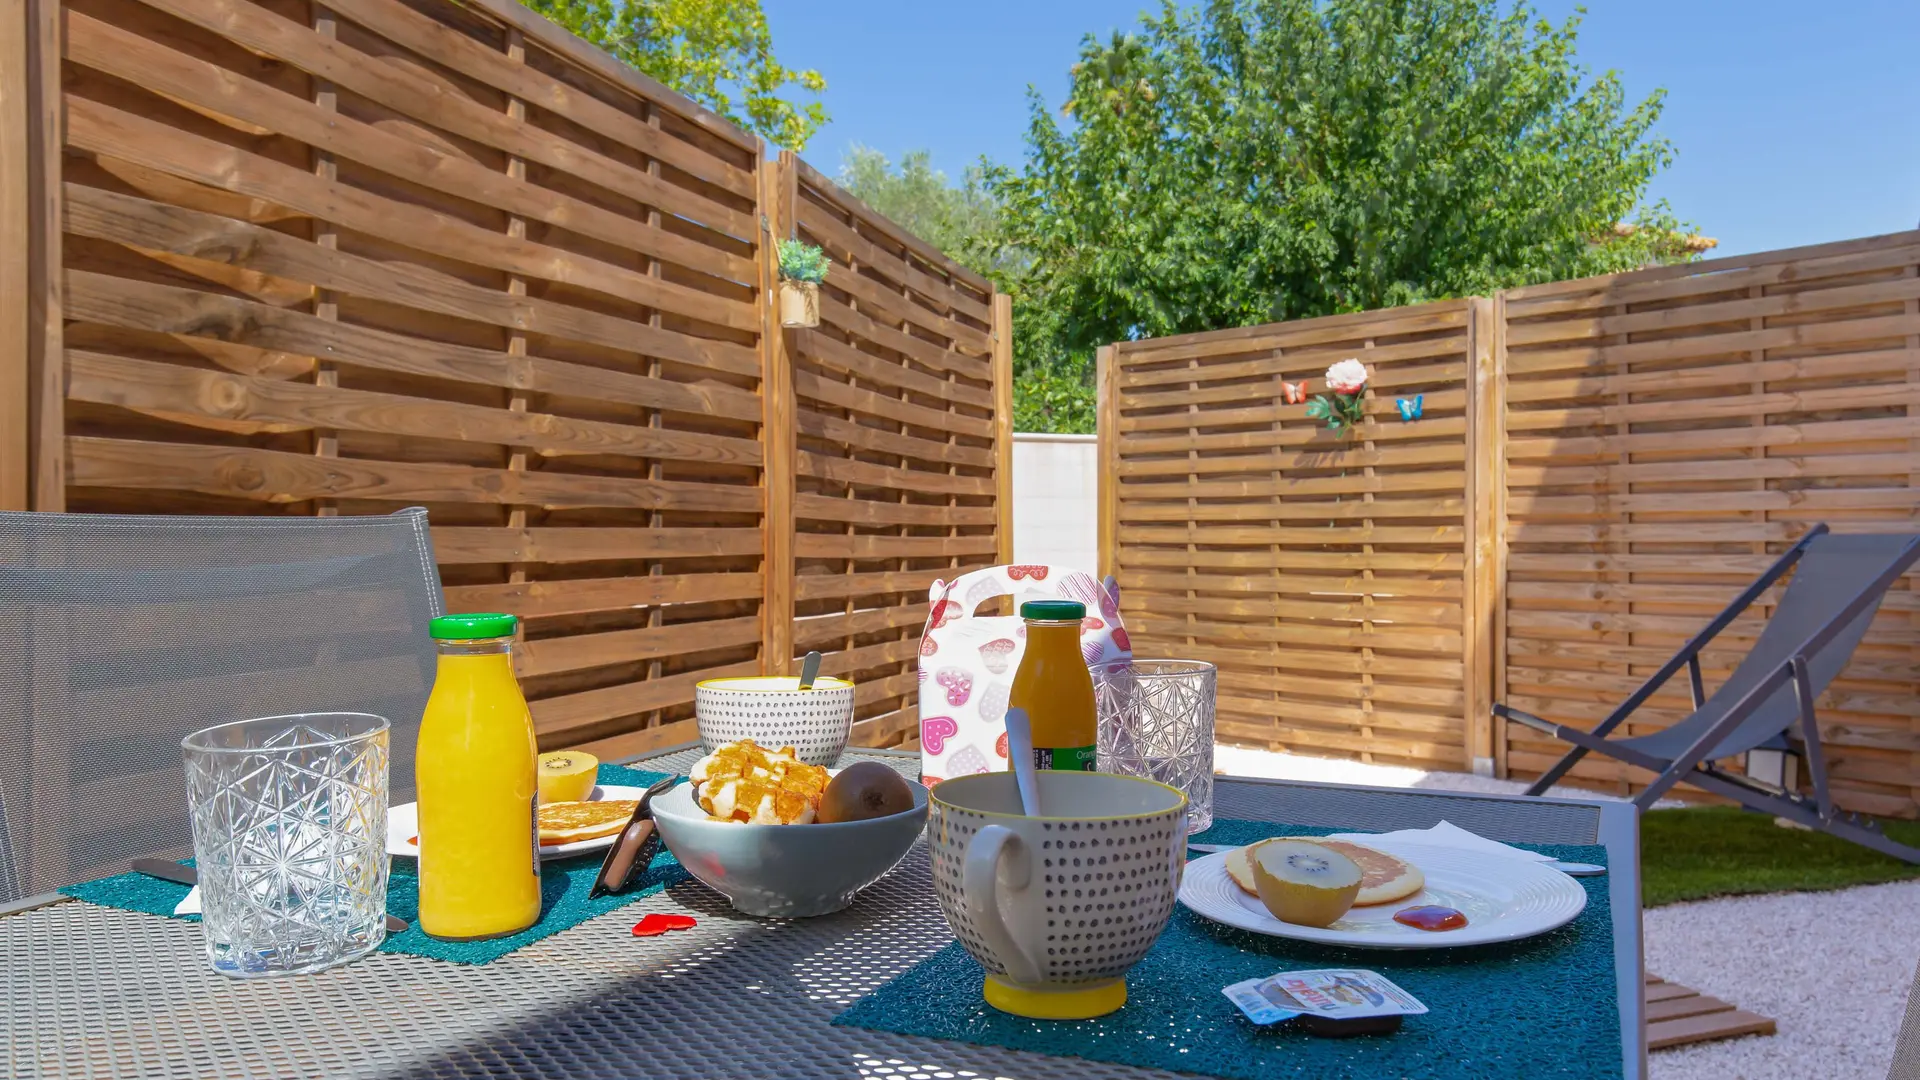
[817,761,915,823]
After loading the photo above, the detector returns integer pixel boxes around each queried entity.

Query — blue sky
[764,1,1920,258]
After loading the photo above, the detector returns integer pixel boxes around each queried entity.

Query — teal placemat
[834,819,1620,1080]
[60,764,690,965]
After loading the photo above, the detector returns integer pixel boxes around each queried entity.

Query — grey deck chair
[1893,956,1920,1080]
[0,509,445,904]
[1496,525,1920,863]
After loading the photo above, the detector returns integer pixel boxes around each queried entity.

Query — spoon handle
[1003,707,1043,817]
[797,650,822,690]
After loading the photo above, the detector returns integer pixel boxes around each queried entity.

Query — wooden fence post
[992,293,1015,565]
[1464,296,1509,777]
[1486,291,1511,778]
[24,0,59,511]
[1,0,28,511]
[759,150,797,676]
[2,0,58,512]
[1096,344,1119,581]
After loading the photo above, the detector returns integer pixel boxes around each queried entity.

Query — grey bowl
[650,779,929,918]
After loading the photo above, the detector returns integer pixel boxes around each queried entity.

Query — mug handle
[962,824,1043,986]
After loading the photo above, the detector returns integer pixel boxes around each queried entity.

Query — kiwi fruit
[536,750,599,804]
[1250,839,1363,928]
[817,761,915,823]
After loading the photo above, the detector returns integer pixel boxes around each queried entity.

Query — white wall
[1011,432,1099,574]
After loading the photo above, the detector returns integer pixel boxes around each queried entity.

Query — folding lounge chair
[1495,524,1920,863]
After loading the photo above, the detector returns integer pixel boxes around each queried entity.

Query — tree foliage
[837,146,1012,276]
[987,0,1692,431]
[518,0,826,148]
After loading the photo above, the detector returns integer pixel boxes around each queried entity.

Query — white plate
[388,785,646,861]
[1178,840,1587,950]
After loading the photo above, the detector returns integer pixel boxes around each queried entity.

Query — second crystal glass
[1095,660,1218,833]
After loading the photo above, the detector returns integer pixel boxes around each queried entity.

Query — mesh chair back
[0,510,444,902]
[1622,532,1917,762]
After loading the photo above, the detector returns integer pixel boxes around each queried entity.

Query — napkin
[174,887,201,916]
[1324,820,1556,863]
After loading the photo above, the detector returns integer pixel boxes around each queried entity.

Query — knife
[1185,842,1606,877]
[588,773,681,900]
[132,858,414,932]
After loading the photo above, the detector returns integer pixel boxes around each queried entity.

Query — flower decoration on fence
[1305,358,1369,437]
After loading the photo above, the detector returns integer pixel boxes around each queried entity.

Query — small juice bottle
[416,612,541,940]
[1007,600,1097,771]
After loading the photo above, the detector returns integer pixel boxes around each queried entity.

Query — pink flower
[1325,358,1369,395]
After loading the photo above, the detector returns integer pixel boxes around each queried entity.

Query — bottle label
[1032,745,1097,772]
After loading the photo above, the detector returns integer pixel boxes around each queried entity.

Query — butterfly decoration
[1280,381,1307,405]
[1396,395,1424,422]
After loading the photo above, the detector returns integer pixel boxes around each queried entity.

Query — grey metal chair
[1893,956,1920,1080]
[1497,525,1920,863]
[0,509,445,904]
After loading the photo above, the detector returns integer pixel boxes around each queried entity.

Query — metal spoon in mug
[797,650,822,691]
[1002,706,1043,817]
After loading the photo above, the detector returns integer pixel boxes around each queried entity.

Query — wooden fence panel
[1103,301,1481,771]
[50,0,771,760]
[1499,230,1920,816]
[782,154,1003,748]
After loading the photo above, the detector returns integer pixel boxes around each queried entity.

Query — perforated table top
[1,746,1644,1079]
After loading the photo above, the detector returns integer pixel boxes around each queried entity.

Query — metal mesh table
[1,746,1644,1079]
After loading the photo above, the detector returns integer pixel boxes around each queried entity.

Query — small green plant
[777,240,830,284]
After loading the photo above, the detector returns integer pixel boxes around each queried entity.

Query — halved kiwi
[1250,839,1363,928]
[537,750,599,804]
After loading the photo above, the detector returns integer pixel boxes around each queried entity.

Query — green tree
[989,0,1698,431]
[519,0,826,149]
[837,146,1013,277]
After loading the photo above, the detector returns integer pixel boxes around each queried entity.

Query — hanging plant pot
[779,279,821,328]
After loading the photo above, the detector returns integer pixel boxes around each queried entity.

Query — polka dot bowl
[694,676,856,766]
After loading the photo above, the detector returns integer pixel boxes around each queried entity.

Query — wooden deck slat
[1643,972,1778,1051]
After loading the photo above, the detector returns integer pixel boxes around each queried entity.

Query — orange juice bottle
[1007,600,1097,771]
[416,613,541,939]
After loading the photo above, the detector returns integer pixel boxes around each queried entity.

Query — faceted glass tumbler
[1095,661,1217,833]
[182,712,390,977]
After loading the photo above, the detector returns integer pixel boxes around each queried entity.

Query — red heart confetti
[631,913,698,937]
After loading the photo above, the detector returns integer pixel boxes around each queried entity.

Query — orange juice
[1007,600,1097,771]
[415,613,541,939]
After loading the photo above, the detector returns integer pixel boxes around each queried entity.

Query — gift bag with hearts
[918,565,1130,785]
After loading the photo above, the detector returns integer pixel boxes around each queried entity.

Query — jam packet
[1224,969,1428,1026]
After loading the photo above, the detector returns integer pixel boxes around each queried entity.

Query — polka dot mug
[694,676,855,766]
[926,770,1187,1020]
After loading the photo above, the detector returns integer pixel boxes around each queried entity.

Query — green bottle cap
[1020,600,1086,622]
[429,613,519,640]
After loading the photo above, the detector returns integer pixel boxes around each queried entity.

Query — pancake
[1224,837,1424,906]
[537,799,638,844]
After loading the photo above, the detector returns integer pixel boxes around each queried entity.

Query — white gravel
[1211,744,1920,1077]
[1644,881,1920,1080]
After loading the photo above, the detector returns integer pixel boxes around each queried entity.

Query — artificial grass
[1640,805,1920,907]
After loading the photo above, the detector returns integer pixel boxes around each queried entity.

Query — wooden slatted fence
[1,0,1010,758]
[1098,300,1495,772]
[780,153,1011,747]
[1498,231,1920,815]
[1101,229,1920,815]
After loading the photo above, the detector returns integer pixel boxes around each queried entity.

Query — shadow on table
[379,849,1179,1080]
